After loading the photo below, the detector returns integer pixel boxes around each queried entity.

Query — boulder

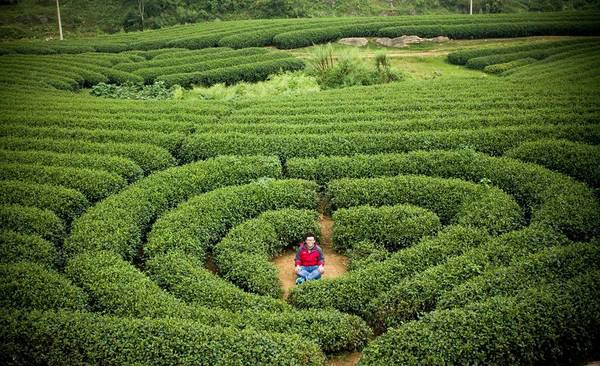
[338,37,369,47]
[431,36,450,43]
[398,35,423,45]
[375,37,406,48]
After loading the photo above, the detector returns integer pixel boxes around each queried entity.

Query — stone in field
[338,37,369,47]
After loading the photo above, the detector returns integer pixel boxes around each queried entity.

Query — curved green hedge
[332,204,441,252]
[0,149,143,183]
[287,150,600,240]
[379,20,600,39]
[146,250,290,313]
[505,139,600,188]
[328,175,523,235]
[0,180,88,224]
[370,225,571,330]
[288,225,490,318]
[0,262,87,311]
[0,204,65,245]
[214,209,319,298]
[483,57,536,74]
[0,308,325,366]
[66,156,281,259]
[146,179,318,260]
[180,124,600,161]
[0,137,175,175]
[359,270,600,365]
[0,163,126,203]
[0,230,58,269]
[438,240,600,310]
[158,57,305,87]
[66,250,371,353]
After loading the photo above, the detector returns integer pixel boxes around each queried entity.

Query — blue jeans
[297,265,322,281]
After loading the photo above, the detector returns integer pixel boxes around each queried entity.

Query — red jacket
[295,242,324,267]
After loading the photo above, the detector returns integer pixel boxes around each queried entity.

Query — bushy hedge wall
[328,175,522,235]
[65,250,371,353]
[0,308,325,366]
[0,149,143,183]
[288,225,489,317]
[180,124,600,161]
[0,262,87,311]
[287,150,600,240]
[146,179,318,261]
[0,230,58,269]
[0,204,65,245]
[369,225,571,329]
[0,137,175,174]
[438,240,600,309]
[66,156,281,259]
[0,163,126,202]
[158,57,305,87]
[214,209,319,298]
[359,270,600,365]
[0,180,88,224]
[505,139,600,188]
[146,250,290,312]
[332,204,441,252]
[346,240,390,271]
[483,57,536,74]
[379,21,600,39]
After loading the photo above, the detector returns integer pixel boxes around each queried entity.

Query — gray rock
[431,36,450,43]
[338,37,369,47]
[398,35,423,44]
[375,37,407,48]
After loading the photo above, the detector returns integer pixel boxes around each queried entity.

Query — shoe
[295,277,305,285]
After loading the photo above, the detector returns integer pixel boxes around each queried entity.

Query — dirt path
[273,213,349,298]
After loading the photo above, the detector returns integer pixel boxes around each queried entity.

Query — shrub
[288,225,490,317]
[369,225,571,330]
[145,179,319,261]
[0,205,65,245]
[438,240,600,309]
[66,156,282,259]
[0,137,175,175]
[214,209,320,298]
[0,163,126,202]
[328,175,522,234]
[146,250,290,312]
[65,250,371,353]
[0,308,325,366]
[505,139,600,188]
[0,262,87,311]
[91,81,174,100]
[483,57,537,74]
[0,180,88,224]
[359,270,600,365]
[346,240,390,271]
[0,230,58,269]
[332,204,441,252]
[0,150,143,183]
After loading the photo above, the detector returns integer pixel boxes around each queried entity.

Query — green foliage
[66,156,281,259]
[483,57,536,73]
[0,308,326,366]
[359,270,600,365]
[505,139,600,188]
[145,179,318,261]
[0,180,88,224]
[90,81,174,100]
[0,204,65,245]
[214,209,320,298]
[288,225,490,317]
[0,262,87,311]
[65,250,371,352]
[0,163,126,202]
[346,240,390,271]
[332,204,441,252]
[0,230,58,269]
[369,225,571,330]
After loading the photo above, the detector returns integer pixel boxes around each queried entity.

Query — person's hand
[295,265,301,274]
[318,265,324,274]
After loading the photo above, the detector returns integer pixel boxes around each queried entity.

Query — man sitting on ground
[295,233,325,285]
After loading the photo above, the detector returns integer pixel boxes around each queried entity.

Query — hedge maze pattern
[1,16,599,366]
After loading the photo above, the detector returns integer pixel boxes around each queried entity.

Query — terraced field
[1,12,599,366]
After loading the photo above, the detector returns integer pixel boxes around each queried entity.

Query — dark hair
[305,233,316,240]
